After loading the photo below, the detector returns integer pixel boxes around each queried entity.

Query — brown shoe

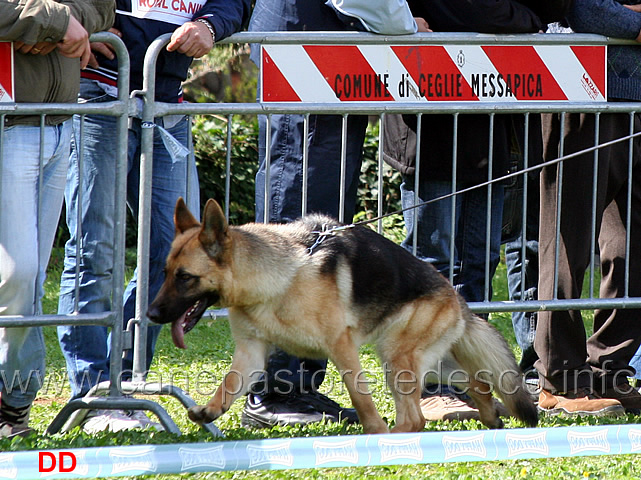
[465,396,511,417]
[538,388,625,417]
[599,383,641,412]
[420,393,481,422]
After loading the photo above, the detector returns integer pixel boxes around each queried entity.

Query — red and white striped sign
[0,42,14,103]
[260,44,606,103]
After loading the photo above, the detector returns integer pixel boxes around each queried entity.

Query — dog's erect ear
[174,197,201,234]
[199,199,228,257]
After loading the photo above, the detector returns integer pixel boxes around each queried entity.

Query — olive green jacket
[0,0,115,125]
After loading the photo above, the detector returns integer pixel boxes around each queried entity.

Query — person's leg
[116,115,196,378]
[57,84,120,398]
[455,183,504,304]
[401,176,504,299]
[536,113,595,393]
[630,349,641,384]
[56,104,152,432]
[401,177,507,421]
[251,114,320,422]
[299,113,369,404]
[57,85,172,432]
[247,113,365,427]
[505,175,539,373]
[586,112,641,411]
[1,122,70,435]
[400,178,460,275]
[590,200,641,392]
[535,113,624,417]
[75,116,192,434]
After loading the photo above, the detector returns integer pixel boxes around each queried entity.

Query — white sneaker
[82,409,145,434]
[127,410,164,431]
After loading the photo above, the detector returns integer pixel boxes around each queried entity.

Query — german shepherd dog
[148,198,538,434]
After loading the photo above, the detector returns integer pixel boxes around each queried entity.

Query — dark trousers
[535,111,641,393]
[254,113,368,394]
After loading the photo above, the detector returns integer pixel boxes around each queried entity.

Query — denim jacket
[567,0,641,101]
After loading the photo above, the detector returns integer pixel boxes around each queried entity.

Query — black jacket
[383,0,571,184]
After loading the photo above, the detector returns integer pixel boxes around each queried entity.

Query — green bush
[192,114,260,225]
[357,121,402,219]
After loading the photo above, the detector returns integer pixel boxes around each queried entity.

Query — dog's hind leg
[451,309,538,429]
[378,297,463,433]
[461,377,504,429]
[188,338,267,425]
[330,330,389,434]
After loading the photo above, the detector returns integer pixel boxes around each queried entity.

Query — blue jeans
[255,114,367,222]
[401,178,504,304]
[505,235,538,371]
[0,122,71,407]
[57,80,199,399]
[254,113,368,394]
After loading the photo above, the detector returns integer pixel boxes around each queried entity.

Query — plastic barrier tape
[6,424,641,478]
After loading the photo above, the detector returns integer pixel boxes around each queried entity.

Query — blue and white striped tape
[4,425,641,478]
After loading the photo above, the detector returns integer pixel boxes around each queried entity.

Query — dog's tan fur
[148,198,538,434]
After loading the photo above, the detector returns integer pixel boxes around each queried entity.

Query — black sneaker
[241,392,358,428]
[0,400,33,438]
[305,390,359,424]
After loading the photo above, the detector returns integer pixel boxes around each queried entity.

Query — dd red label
[38,452,77,473]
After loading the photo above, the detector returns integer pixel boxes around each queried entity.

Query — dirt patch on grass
[34,397,68,406]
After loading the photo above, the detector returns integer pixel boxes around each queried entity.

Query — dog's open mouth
[171,299,209,349]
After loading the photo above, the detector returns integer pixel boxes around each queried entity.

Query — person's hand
[166,20,214,58]
[87,27,122,68]
[415,17,432,33]
[623,4,641,42]
[57,14,92,68]
[624,4,641,13]
[14,40,57,56]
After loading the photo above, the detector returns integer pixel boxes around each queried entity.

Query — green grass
[8,247,641,479]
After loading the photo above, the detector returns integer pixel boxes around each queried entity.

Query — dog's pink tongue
[171,316,187,349]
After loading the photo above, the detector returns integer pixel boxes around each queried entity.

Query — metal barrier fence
[2,30,641,442]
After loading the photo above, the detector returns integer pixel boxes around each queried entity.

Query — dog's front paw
[188,405,220,424]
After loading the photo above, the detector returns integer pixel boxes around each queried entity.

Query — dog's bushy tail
[451,302,539,428]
